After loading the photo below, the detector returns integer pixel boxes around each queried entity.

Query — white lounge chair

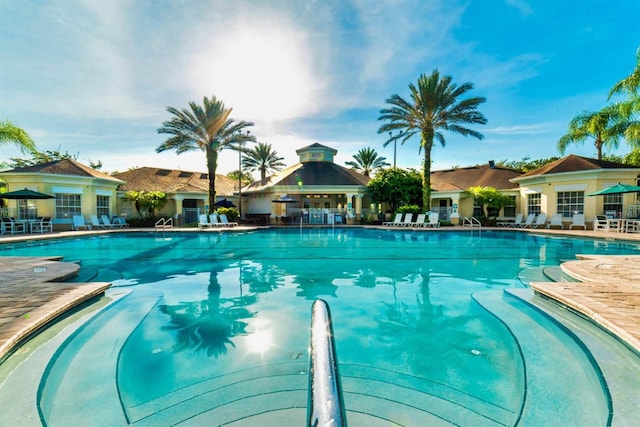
[425,212,440,228]
[399,213,413,227]
[410,213,426,228]
[529,213,547,229]
[73,215,92,231]
[515,213,536,228]
[208,213,221,227]
[498,213,522,228]
[546,213,564,229]
[383,213,403,226]
[219,213,238,227]
[198,214,213,229]
[569,214,586,230]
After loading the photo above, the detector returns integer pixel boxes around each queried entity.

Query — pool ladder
[307,299,348,427]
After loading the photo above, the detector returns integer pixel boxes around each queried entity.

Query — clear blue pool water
[2,228,640,426]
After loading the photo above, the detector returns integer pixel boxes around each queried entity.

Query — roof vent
[489,160,495,169]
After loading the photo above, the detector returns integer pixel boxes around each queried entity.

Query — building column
[450,195,460,225]
[354,194,363,220]
[173,196,184,220]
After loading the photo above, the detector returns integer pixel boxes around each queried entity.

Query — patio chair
[219,213,238,227]
[31,216,53,233]
[593,215,610,231]
[546,213,564,229]
[569,214,586,230]
[73,215,92,231]
[515,213,536,228]
[529,213,547,229]
[497,213,522,228]
[198,214,213,229]
[383,213,403,226]
[425,212,440,228]
[1,217,26,234]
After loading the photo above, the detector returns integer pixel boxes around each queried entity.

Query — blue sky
[1,0,639,177]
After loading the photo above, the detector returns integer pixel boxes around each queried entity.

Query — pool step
[472,290,610,426]
[131,362,516,426]
[38,290,160,426]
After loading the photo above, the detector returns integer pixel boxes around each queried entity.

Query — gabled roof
[2,159,124,183]
[295,143,337,155]
[243,161,369,193]
[514,154,632,180]
[113,167,236,196]
[431,163,522,192]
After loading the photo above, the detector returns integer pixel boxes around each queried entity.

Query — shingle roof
[113,167,236,196]
[4,159,124,183]
[243,161,369,193]
[516,154,631,179]
[431,163,522,192]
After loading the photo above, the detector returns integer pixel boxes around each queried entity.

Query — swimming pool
[1,229,639,426]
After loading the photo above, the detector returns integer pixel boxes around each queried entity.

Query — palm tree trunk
[595,136,603,160]
[206,148,218,214]
[422,134,434,211]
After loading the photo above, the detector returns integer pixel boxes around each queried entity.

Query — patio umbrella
[0,188,55,219]
[214,198,236,208]
[587,183,640,196]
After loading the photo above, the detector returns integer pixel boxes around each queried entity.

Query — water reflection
[159,269,255,357]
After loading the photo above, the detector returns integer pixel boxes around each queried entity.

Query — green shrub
[217,207,239,221]
[397,205,421,214]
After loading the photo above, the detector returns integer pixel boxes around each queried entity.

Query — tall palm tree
[157,95,254,213]
[241,142,286,182]
[608,48,640,145]
[345,147,390,176]
[378,70,487,210]
[557,109,626,160]
[0,119,36,153]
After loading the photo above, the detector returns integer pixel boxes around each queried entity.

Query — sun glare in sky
[192,19,319,123]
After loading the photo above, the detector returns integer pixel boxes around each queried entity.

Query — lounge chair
[410,213,426,228]
[73,215,92,231]
[546,213,564,229]
[425,212,440,228]
[498,213,522,228]
[209,214,224,227]
[383,213,403,226]
[529,213,547,229]
[515,213,536,228]
[101,215,122,229]
[198,214,213,229]
[400,213,414,227]
[219,213,238,227]
[90,214,107,229]
[569,214,586,230]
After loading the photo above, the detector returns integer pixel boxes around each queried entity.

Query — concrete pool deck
[1,226,639,361]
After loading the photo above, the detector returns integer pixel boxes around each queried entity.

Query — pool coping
[1,225,639,360]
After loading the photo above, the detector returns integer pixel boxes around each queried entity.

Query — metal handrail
[462,216,481,228]
[307,299,348,427]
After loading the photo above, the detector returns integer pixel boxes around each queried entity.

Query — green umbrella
[587,183,640,196]
[1,188,54,219]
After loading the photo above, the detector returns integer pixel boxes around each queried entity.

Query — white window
[557,191,584,217]
[55,194,81,219]
[527,193,541,215]
[97,195,110,217]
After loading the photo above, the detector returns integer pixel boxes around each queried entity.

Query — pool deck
[1,225,640,360]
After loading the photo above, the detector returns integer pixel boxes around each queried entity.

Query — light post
[238,130,249,221]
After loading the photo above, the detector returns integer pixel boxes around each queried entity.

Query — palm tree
[378,70,487,210]
[241,142,286,182]
[557,109,626,160]
[0,119,36,153]
[345,147,390,176]
[157,95,254,213]
[608,48,640,145]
